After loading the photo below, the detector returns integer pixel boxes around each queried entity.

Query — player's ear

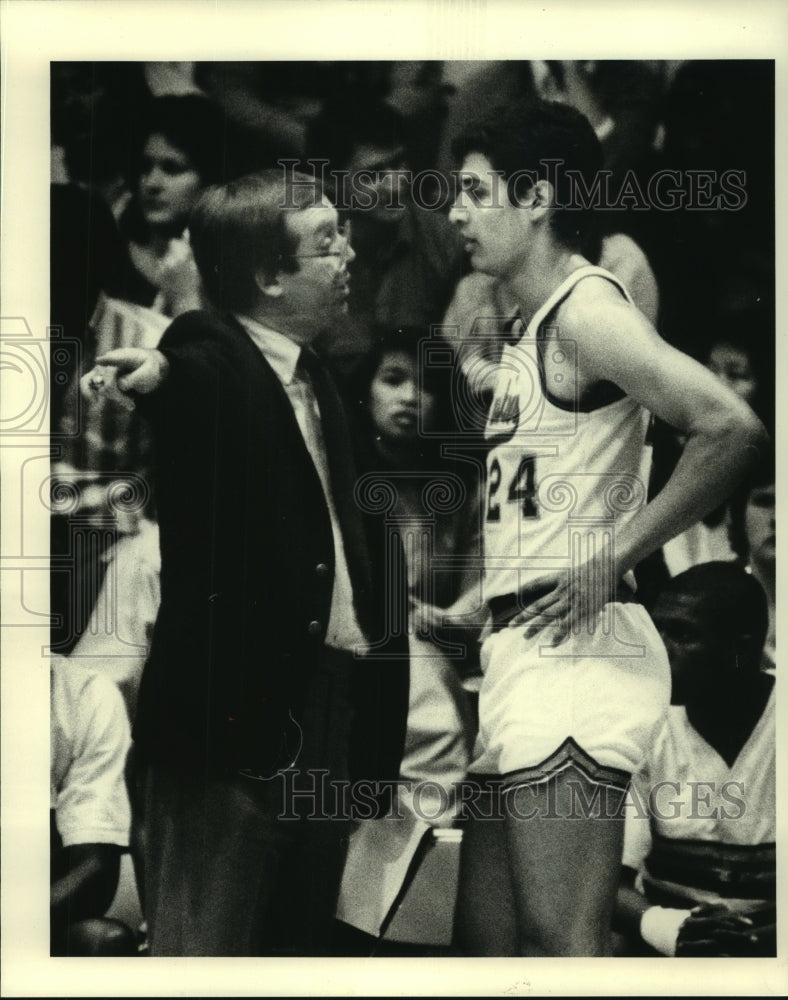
[530,178,555,220]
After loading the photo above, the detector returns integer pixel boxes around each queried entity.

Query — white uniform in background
[51,658,131,849]
[623,684,776,915]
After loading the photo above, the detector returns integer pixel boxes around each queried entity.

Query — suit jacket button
[315,563,329,578]
[308,619,322,636]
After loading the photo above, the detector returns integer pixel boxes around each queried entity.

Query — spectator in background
[656,61,774,362]
[50,61,151,206]
[615,563,775,956]
[195,61,394,167]
[50,657,136,956]
[50,183,130,429]
[658,312,771,577]
[742,478,776,672]
[706,333,760,409]
[730,455,776,672]
[335,325,482,950]
[68,517,161,720]
[116,94,230,317]
[52,96,232,657]
[194,60,452,176]
[436,62,537,178]
[348,326,482,809]
[530,61,665,184]
[306,100,464,378]
[385,62,455,176]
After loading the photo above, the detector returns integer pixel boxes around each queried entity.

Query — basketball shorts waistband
[487,580,637,633]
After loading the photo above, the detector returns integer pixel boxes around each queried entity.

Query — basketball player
[447,101,766,956]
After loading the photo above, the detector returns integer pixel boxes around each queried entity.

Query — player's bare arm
[574,288,767,567]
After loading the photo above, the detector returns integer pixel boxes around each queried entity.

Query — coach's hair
[189,169,323,313]
[664,561,769,668]
[451,99,604,252]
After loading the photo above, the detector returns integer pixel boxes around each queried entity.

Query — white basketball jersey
[483,265,651,603]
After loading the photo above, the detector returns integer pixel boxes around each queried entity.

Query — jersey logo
[486,379,520,444]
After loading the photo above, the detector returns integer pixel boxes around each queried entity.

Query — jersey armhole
[534,268,633,413]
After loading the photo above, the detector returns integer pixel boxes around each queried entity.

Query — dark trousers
[142,650,354,956]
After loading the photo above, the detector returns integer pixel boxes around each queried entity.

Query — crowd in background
[49,59,775,957]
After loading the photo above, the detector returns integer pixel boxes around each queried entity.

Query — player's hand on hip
[509,558,613,647]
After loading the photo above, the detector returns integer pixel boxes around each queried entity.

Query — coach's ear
[254,269,283,299]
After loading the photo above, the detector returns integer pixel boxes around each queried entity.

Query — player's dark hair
[451,99,604,252]
[189,169,322,313]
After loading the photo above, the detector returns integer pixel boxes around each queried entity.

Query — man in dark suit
[83,169,409,956]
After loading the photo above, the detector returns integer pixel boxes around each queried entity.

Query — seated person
[744,476,776,672]
[50,656,136,956]
[615,562,775,956]
[729,456,776,672]
[69,517,161,721]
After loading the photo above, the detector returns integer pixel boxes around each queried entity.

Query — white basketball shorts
[470,600,671,783]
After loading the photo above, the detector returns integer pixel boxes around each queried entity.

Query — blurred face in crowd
[745,482,775,568]
[348,142,409,224]
[651,590,731,705]
[139,133,203,234]
[706,341,758,406]
[273,197,355,339]
[449,152,531,281]
[369,349,436,445]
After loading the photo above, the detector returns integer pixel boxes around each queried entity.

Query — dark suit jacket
[132,309,409,785]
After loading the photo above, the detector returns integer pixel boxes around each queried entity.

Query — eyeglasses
[282,221,353,266]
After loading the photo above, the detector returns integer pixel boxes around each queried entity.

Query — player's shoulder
[556,270,647,342]
[599,232,649,273]
[449,271,501,311]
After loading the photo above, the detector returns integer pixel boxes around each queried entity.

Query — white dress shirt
[236,314,368,654]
